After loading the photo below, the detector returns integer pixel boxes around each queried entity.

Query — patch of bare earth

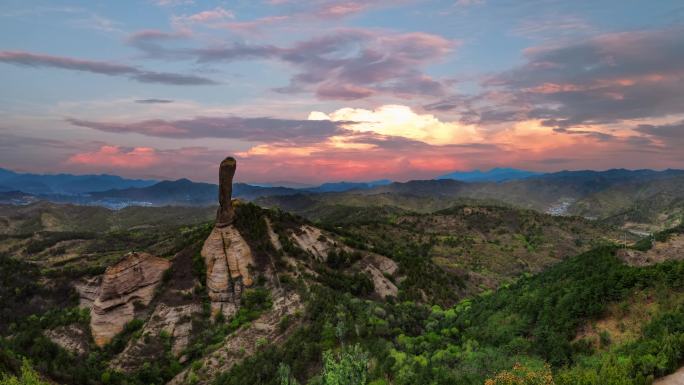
[655,367,684,385]
[574,289,660,350]
[44,324,90,356]
[618,234,684,266]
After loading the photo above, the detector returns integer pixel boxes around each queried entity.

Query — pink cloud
[317,2,368,18]
[67,145,160,169]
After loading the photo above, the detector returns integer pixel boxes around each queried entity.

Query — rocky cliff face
[110,302,201,372]
[168,291,302,385]
[89,252,171,346]
[202,225,255,317]
[358,253,399,299]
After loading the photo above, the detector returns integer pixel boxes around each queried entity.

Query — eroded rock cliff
[90,252,170,346]
[202,225,255,316]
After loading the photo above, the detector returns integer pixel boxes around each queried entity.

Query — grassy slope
[0,202,215,234]
[318,204,625,303]
[570,176,684,232]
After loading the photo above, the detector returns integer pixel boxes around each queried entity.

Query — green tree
[0,358,50,385]
[322,345,369,385]
[278,363,300,385]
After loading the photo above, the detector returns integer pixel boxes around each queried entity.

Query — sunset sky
[1,0,683,184]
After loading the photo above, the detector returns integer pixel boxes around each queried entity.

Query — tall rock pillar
[216,156,236,227]
[202,156,254,317]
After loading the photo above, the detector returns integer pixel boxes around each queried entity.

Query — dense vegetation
[317,204,618,305]
[217,230,684,384]
[1,200,683,385]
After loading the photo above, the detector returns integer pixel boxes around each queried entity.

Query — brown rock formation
[201,156,255,316]
[290,225,334,261]
[216,156,237,227]
[90,252,170,346]
[202,226,254,316]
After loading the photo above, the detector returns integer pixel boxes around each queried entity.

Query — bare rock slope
[90,252,170,346]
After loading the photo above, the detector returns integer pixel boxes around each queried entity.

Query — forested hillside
[1,202,683,385]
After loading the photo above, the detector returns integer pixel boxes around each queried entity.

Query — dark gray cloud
[132,71,216,85]
[66,116,349,143]
[0,50,218,86]
[635,120,684,139]
[552,128,615,141]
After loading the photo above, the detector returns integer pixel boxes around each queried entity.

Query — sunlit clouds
[1,1,683,183]
[309,105,480,145]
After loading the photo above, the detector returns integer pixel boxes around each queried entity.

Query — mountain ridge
[438,167,542,182]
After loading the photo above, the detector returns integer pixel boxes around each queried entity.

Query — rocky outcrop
[90,252,171,346]
[167,292,302,385]
[45,324,90,356]
[110,302,201,372]
[201,157,256,317]
[202,225,255,317]
[74,276,102,309]
[291,225,334,261]
[265,218,282,251]
[358,254,399,298]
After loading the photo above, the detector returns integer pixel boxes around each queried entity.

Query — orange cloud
[67,145,160,169]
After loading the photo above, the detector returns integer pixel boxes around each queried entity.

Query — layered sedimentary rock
[290,225,334,261]
[90,252,170,346]
[73,276,102,309]
[202,225,254,316]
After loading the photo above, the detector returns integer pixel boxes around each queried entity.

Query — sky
[1,0,683,184]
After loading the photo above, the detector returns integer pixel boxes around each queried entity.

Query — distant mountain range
[257,168,684,232]
[303,179,392,193]
[3,167,684,231]
[437,167,542,182]
[0,168,156,195]
[0,168,395,208]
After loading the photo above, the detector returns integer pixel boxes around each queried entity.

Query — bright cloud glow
[308,105,481,145]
